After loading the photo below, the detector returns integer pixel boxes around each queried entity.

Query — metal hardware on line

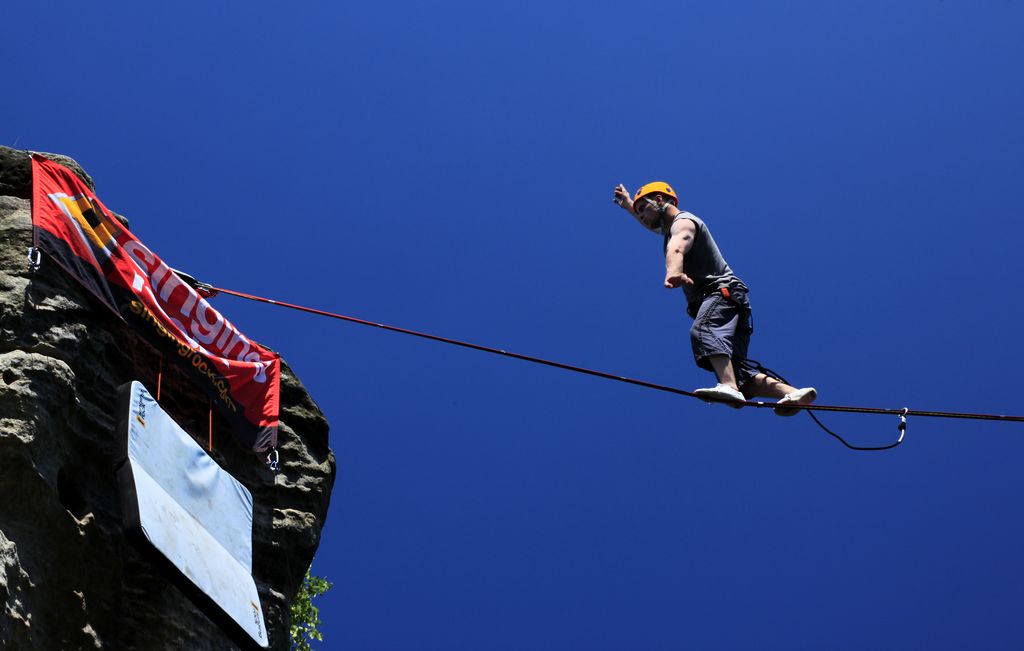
[196,282,218,298]
[266,448,280,472]
[896,408,908,444]
[27,247,41,272]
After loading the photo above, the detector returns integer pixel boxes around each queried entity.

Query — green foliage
[290,567,333,651]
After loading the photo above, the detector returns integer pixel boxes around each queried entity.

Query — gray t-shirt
[662,211,747,309]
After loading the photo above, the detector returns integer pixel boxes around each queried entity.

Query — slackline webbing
[208,285,1024,428]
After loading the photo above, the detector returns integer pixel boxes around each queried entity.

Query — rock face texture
[0,146,335,650]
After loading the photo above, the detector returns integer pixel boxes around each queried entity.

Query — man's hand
[664,273,694,288]
[613,183,634,212]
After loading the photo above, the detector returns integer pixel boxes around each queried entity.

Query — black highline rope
[207,285,1024,432]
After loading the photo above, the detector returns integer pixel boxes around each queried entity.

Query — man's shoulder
[672,211,703,229]
[667,211,698,236]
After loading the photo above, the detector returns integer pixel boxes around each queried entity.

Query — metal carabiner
[195,282,219,299]
[27,247,42,272]
[896,408,909,444]
[266,448,280,473]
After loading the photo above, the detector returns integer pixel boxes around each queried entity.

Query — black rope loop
[748,359,905,451]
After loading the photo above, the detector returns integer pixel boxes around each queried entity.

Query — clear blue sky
[7,1,1024,649]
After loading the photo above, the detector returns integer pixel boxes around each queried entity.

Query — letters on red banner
[31,155,279,452]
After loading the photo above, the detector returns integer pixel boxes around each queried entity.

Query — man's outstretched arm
[664,217,695,288]
[613,183,659,231]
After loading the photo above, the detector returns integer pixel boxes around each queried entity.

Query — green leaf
[290,566,333,651]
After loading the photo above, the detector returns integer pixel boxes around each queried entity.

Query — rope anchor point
[27,247,41,272]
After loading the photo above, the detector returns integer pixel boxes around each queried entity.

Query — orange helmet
[632,181,679,212]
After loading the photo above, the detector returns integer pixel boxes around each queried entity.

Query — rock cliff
[0,146,335,650]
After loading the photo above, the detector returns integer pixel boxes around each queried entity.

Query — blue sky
[6,1,1024,649]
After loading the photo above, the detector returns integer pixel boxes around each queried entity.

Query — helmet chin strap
[638,196,669,215]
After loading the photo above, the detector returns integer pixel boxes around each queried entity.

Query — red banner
[31,156,279,452]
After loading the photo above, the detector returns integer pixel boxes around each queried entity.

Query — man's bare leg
[707,355,739,391]
[693,355,745,406]
[739,373,796,400]
[741,373,818,416]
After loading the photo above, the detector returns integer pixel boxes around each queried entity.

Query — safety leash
[747,360,907,451]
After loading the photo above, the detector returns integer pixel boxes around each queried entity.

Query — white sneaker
[774,387,817,416]
[694,384,746,408]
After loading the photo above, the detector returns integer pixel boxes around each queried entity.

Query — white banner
[118,381,268,647]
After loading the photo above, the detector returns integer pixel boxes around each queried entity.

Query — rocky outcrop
[0,146,335,649]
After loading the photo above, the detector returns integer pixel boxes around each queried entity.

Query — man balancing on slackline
[613,181,816,415]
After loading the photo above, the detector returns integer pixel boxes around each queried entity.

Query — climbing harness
[191,283,1023,451]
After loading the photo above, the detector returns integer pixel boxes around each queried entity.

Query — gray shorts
[689,291,759,389]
